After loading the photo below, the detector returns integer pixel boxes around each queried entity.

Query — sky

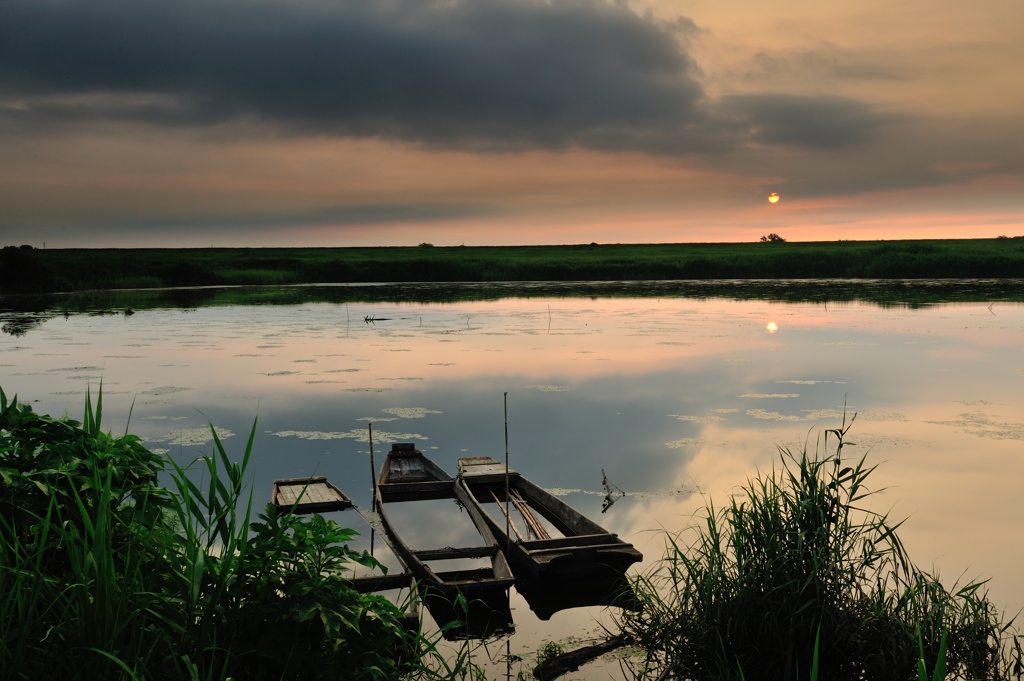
[1,0,1022,247]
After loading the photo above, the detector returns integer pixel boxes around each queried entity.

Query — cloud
[0,0,704,150]
[0,0,896,156]
[717,93,891,148]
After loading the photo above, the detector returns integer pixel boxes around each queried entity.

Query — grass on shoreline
[3,238,1024,295]
[620,417,1023,681]
[2,388,1023,679]
[0,388,480,681]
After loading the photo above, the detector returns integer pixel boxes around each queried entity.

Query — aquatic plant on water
[620,415,1023,681]
[0,387,482,680]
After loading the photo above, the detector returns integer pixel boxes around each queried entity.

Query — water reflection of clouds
[2,295,1024,651]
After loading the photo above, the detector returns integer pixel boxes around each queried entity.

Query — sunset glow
[0,0,1022,246]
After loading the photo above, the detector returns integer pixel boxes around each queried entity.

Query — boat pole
[369,423,376,511]
[503,392,510,554]
[503,391,511,681]
[368,423,375,556]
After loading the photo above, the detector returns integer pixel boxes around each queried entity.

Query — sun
[768,192,780,204]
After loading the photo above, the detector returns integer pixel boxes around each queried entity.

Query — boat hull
[376,444,515,639]
[457,456,642,620]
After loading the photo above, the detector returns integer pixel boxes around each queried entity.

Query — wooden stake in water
[503,391,512,681]
[368,423,375,556]
[503,392,510,554]
[369,423,376,511]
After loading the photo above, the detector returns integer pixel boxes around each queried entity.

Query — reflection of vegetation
[537,640,565,666]
[1,314,44,337]
[621,418,1023,681]
[3,239,1024,295]
[0,389,478,680]
[4,277,1024,336]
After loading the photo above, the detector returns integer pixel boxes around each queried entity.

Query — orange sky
[1,0,1021,247]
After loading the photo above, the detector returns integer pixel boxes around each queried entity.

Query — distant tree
[418,242,435,247]
[0,245,57,293]
[760,233,786,243]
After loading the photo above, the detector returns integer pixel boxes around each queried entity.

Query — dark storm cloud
[0,0,894,154]
[718,93,890,148]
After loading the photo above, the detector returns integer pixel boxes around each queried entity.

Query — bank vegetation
[3,238,1024,295]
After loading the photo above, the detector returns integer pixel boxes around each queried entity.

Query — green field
[3,238,1024,295]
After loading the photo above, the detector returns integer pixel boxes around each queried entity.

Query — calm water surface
[2,285,1023,677]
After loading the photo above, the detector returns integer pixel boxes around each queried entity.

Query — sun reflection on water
[2,292,1024,677]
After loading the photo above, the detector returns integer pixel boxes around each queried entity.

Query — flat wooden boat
[457,456,642,620]
[376,443,515,639]
[271,476,352,515]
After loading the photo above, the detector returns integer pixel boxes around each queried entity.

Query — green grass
[620,416,1023,681]
[3,238,1024,295]
[0,387,482,680]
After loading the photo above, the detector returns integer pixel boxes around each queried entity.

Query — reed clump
[621,418,1022,681]
[0,387,476,680]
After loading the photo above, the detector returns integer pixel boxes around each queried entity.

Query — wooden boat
[376,443,515,639]
[457,456,642,620]
[272,476,352,515]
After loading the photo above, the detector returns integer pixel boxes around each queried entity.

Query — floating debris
[272,429,427,443]
[47,366,104,372]
[382,407,442,419]
[926,412,1024,441]
[801,409,846,420]
[149,426,235,447]
[670,414,726,422]
[664,438,709,448]
[528,384,570,392]
[141,386,192,396]
[859,410,909,422]
[816,341,878,346]
[747,409,802,422]
[601,469,626,513]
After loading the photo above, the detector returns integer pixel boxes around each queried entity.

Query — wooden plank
[378,480,453,501]
[351,572,415,593]
[523,533,624,550]
[275,476,328,484]
[529,544,636,558]
[413,545,498,561]
[272,478,352,514]
[458,456,519,480]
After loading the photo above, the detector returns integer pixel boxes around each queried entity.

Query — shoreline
[3,237,1024,295]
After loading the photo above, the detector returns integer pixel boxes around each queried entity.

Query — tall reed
[0,387,480,680]
[621,418,1022,680]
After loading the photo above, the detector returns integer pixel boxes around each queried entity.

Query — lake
[2,281,1023,678]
